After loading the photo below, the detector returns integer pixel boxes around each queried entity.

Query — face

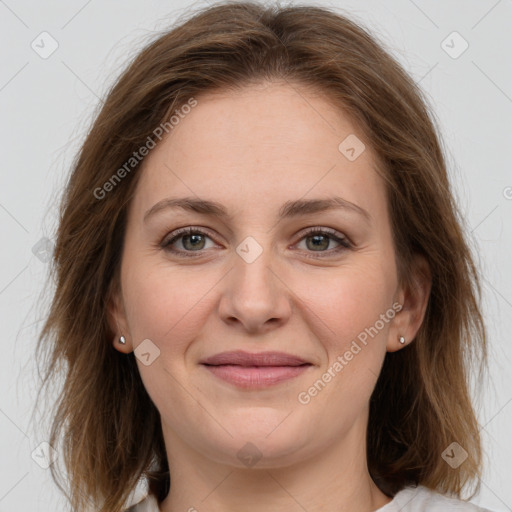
[112,82,420,469]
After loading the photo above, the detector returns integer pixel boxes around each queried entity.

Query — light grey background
[0,0,511,510]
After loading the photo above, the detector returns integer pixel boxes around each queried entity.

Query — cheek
[293,260,394,346]
[290,261,393,402]
[121,260,214,419]
[122,258,212,351]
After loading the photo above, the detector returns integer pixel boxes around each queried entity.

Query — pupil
[184,234,204,250]
[308,235,328,251]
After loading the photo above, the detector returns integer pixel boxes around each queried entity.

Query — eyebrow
[143,195,372,224]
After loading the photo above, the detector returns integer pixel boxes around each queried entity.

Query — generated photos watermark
[297,301,403,405]
[93,97,198,200]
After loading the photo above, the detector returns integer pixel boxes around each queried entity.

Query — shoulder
[380,485,494,512]
[124,493,160,512]
[124,485,495,512]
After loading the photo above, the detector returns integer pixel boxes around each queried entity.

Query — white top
[125,484,493,511]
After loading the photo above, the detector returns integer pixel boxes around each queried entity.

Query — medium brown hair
[34,1,488,511]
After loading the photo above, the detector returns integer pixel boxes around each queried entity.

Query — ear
[386,253,432,352]
[107,279,133,354]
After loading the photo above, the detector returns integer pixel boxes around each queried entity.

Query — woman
[35,2,492,511]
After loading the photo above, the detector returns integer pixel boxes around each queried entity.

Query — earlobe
[107,282,133,353]
[386,333,409,353]
[114,333,132,354]
[386,254,431,353]
[112,323,133,353]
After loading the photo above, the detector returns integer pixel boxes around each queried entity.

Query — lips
[201,350,309,367]
[200,350,312,388]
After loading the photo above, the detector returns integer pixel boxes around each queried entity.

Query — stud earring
[399,336,406,345]
[119,335,126,345]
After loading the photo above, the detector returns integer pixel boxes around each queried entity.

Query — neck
[159,416,392,512]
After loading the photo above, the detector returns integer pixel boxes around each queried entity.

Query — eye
[161,227,216,257]
[160,226,352,258]
[294,227,352,257]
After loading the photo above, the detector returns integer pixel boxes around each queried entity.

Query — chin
[196,415,312,468]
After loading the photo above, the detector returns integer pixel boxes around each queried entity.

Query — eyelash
[160,226,352,259]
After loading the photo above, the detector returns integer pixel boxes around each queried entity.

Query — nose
[217,243,292,334]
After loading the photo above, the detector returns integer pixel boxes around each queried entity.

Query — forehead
[130,82,387,224]
[176,82,364,157]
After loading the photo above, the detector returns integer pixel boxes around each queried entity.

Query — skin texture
[110,82,431,512]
